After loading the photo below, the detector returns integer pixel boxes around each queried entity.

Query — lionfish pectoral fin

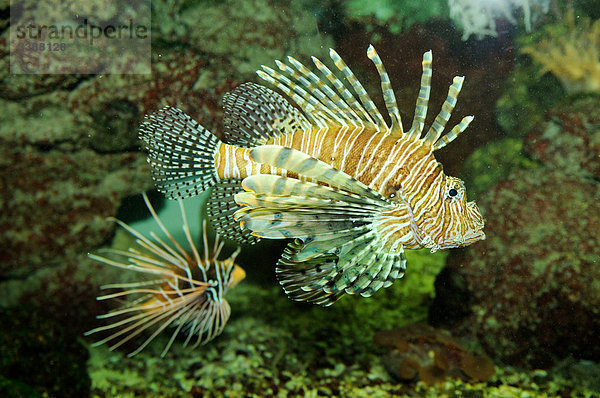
[222,82,311,147]
[139,106,220,199]
[276,233,407,306]
[206,178,261,245]
[277,240,344,306]
[232,151,405,305]
[248,145,387,202]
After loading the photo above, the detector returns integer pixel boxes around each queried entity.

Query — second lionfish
[140,45,486,306]
[86,194,244,356]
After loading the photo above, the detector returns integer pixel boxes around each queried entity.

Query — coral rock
[0,149,151,277]
[432,168,600,368]
[374,323,495,385]
[524,95,600,179]
[522,11,600,94]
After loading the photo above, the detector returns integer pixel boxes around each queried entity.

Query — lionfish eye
[449,188,458,197]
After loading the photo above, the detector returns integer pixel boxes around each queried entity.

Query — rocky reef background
[1,0,599,396]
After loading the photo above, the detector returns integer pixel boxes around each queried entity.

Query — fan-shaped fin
[222,82,310,148]
[233,167,407,305]
[139,106,220,199]
[206,179,260,245]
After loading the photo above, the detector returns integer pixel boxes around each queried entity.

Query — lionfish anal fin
[206,178,261,245]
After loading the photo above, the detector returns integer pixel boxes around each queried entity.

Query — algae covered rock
[374,323,495,385]
[432,168,600,368]
[0,149,150,277]
[153,0,333,78]
[524,95,600,179]
[495,56,564,140]
[0,302,91,397]
[461,137,539,198]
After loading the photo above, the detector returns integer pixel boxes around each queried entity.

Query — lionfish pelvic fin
[233,145,408,305]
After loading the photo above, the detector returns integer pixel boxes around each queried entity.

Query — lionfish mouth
[464,201,486,244]
[463,228,486,244]
[438,229,485,250]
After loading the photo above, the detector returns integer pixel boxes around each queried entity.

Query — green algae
[230,248,448,363]
[461,138,539,199]
[86,167,599,396]
[86,211,600,395]
[87,326,600,397]
[495,57,564,139]
[87,248,448,395]
[345,0,448,35]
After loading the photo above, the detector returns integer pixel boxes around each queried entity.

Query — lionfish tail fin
[139,106,220,199]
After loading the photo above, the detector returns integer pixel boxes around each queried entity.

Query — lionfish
[85,193,244,357]
[140,45,485,306]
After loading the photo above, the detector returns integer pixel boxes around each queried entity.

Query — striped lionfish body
[86,193,244,357]
[140,45,485,306]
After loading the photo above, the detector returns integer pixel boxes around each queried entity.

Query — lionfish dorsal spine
[274,58,346,127]
[422,75,463,145]
[310,55,370,128]
[285,56,356,127]
[329,48,389,131]
[407,50,433,139]
[257,67,325,129]
[261,59,353,129]
[432,114,474,150]
[366,44,404,134]
[256,44,474,151]
[289,55,362,128]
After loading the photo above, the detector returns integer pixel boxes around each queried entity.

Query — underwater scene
[2,0,600,396]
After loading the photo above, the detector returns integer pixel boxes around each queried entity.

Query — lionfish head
[435,176,485,250]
